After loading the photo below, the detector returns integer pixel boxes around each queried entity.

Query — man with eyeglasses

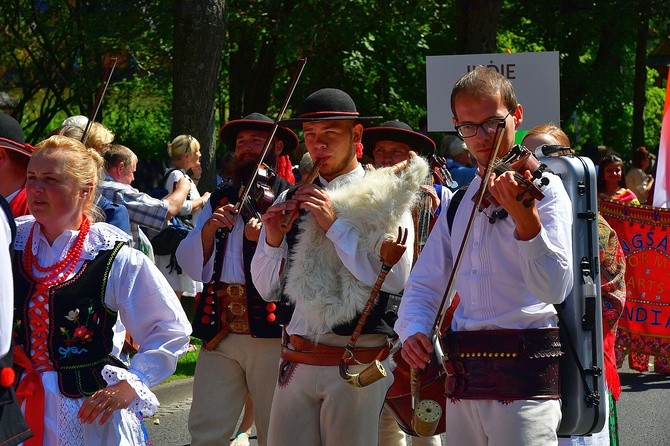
[395,66,574,445]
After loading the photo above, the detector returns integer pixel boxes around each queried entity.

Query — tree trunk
[455,0,503,54]
[173,0,227,193]
[632,0,650,149]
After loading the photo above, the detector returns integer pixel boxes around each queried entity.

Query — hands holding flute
[262,182,337,247]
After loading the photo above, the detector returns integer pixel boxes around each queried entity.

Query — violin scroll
[430,155,457,188]
[474,145,549,209]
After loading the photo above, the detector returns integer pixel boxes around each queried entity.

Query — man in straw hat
[395,66,573,445]
[177,113,298,446]
[0,112,35,217]
[251,89,429,445]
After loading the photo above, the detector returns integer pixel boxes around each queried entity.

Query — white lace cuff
[102,365,160,416]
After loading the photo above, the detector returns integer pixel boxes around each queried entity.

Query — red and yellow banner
[600,199,670,356]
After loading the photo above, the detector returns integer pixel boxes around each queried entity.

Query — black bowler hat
[0,112,34,158]
[362,120,435,157]
[219,112,299,156]
[279,88,382,127]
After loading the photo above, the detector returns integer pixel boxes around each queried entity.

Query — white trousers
[445,399,562,446]
[188,335,281,446]
[267,358,393,445]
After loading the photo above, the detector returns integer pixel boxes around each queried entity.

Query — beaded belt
[216,284,251,335]
[441,328,562,400]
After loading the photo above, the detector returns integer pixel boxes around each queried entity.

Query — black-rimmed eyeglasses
[455,111,512,139]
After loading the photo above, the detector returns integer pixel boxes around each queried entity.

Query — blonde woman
[13,135,191,445]
[154,134,211,300]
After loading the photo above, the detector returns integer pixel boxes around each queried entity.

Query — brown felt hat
[219,112,299,156]
[362,120,435,157]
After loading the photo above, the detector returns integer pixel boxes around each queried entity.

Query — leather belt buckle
[228,301,247,317]
[226,284,245,297]
[230,319,249,333]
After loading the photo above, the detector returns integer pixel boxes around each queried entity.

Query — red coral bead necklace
[23,215,91,289]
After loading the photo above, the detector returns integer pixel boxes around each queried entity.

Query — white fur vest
[284,157,430,335]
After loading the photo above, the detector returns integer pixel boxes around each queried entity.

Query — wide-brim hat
[279,88,382,127]
[362,120,435,157]
[0,112,34,158]
[219,112,299,156]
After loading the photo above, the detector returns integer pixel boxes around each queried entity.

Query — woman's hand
[77,381,138,425]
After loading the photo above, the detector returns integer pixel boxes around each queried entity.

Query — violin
[215,57,306,237]
[239,163,276,222]
[474,144,549,209]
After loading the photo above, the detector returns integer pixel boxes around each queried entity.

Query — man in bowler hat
[252,89,427,445]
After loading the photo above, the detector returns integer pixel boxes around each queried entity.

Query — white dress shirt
[395,172,574,342]
[0,211,12,357]
[176,196,247,285]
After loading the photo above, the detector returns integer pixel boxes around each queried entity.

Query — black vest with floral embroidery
[13,241,127,398]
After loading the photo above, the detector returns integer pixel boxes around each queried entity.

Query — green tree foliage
[1,0,668,166]
[497,0,668,157]
[0,0,174,153]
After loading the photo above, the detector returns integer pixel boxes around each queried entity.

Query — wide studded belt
[216,284,251,335]
[441,328,562,400]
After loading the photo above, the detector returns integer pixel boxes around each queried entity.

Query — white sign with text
[426,52,560,132]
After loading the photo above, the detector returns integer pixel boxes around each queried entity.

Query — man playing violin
[395,66,574,446]
[175,113,297,446]
[251,88,427,445]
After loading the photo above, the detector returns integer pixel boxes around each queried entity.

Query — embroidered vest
[13,241,127,398]
[199,176,291,338]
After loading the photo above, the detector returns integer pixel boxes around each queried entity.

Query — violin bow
[431,123,508,352]
[81,57,118,145]
[234,57,307,216]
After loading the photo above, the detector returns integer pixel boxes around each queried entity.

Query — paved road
[144,363,670,445]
